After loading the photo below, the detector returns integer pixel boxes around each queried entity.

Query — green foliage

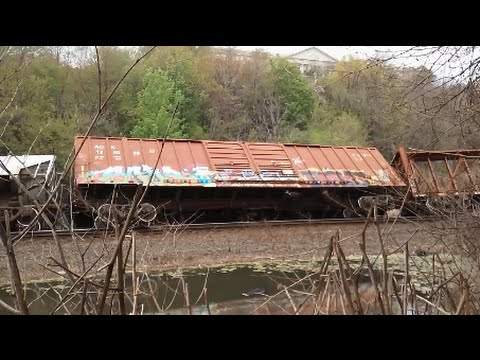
[268,57,315,128]
[233,55,317,142]
[0,50,79,166]
[163,48,207,138]
[131,69,186,139]
[321,58,407,152]
[1,46,470,167]
[309,104,368,146]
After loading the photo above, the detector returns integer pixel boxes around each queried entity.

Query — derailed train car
[392,147,480,212]
[72,136,406,227]
[2,139,479,231]
[0,155,57,230]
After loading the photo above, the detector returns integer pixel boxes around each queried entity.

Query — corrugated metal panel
[247,143,298,182]
[74,136,405,188]
[203,141,298,183]
[283,145,404,186]
[205,141,251,170]
[204,141,260,182]
[74,137,215,186]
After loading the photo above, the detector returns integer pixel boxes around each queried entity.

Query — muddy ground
[0,219,459,285]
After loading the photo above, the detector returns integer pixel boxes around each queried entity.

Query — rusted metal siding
[74,137,215,186]
[284,145,404,186]
[247,143,298,182]
[74,136,405,188]
[203,141,299,184]
[392,147,480,197]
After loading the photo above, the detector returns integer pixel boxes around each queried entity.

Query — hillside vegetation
[1,46,478,166]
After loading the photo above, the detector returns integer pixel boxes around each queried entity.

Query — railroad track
[11,216,437,239]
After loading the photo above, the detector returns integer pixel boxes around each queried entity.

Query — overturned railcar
[392,147,480,213]
[0,155,57,230]
[72,136,406,226]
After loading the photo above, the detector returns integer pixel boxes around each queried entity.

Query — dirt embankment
[0,220,454,285]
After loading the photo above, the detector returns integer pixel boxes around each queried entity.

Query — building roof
[287,47,338,63]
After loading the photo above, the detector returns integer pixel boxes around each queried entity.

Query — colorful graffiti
[77,164,392,188]
[213,169,299,182]
[214,169,260,182]
[80,165,216,186]
[296,168,391,186]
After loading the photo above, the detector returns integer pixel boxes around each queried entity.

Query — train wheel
[16,208,42,231]
[137,203,157,224]
[94,216,105,230]
[94,216,118,230]
[95,204,118,230]
[97,204,115,222]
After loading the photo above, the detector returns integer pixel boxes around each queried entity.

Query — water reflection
[0,267,308,315]
[0,265,429,315]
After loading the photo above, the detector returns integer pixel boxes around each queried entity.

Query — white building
[286,47,338,74]
[214,46,338,75]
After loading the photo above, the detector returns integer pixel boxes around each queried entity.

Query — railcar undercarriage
[72,184,403,229]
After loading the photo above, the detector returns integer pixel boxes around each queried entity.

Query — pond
[0,254,464,315]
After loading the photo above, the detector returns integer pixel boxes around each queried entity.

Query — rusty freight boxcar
[392,147,480,212]
[72,136,406,227]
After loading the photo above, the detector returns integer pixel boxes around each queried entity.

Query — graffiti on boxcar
[296,168,390,186]
[260,170,299,182]
[190,167,216,185]
[78,164,392,187]
[213,169,299,182]
[291,157,303,166]
[80,164,216,186]
[214,169,261,182]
